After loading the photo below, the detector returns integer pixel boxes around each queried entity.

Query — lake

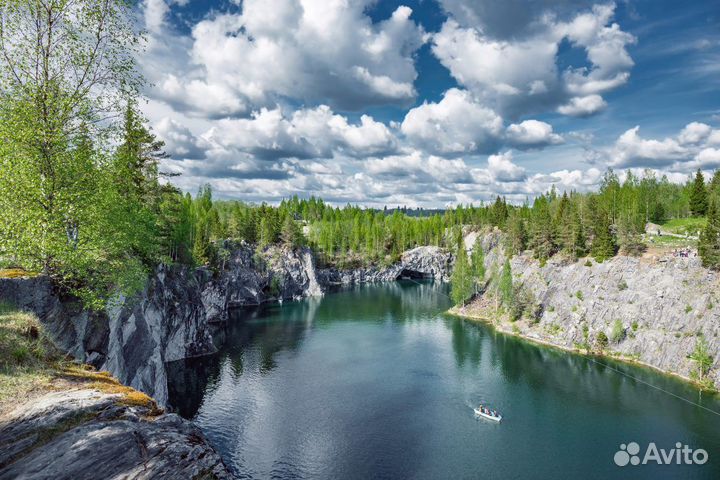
[167,280,720,479]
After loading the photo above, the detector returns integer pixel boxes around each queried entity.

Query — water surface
[168,281,720,479]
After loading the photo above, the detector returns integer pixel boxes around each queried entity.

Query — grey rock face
[0,244,452,407]
[0,389,234,480]
[470,231,720,389]
[318,246,453,285]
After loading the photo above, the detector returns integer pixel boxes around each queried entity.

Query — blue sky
[139,0,720,207]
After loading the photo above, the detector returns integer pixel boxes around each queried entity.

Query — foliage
[0,0,147,306]
[690,169,708,217]
[699,197,720,270]
[688,336,713,380]
[504,211,526,256]
[499,259,514,309]
[470,238,485,293]
[596,331,609,350]
[610,319,625,344]
[451,245,473,306]
[509,284,538,322]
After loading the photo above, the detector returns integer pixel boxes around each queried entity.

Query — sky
[138,0,720,207]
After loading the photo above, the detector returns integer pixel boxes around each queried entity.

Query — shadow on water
[167,281,720,479]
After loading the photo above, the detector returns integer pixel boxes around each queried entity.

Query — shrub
[596,331,609,350]
[685,305,693,314]
[610,319,625,344]
[618,280,628,291]
[575,290,584,300]
[584,259,593,267]
[268,276,282,297]
[688,336,713,381]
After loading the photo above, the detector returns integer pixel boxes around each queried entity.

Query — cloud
[366,150,473,184]
[400,88,503,155]
[431,3,635,118]
[678,122,712,144]
[487,151,527,182]
[609,126,688,168]
[505,120,564,148]
[606,123,720,171]
[143,0,189,34]
[154,117,207,159]
[143,0,426,118]
[687,148,720,170]
[557,94,607,116]
[437,0,597,39]
[201,105,397,161]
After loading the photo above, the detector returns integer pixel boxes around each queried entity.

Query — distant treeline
[173,166,720,271]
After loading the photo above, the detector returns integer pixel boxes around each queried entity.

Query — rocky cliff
[318,246,453,285]
[454,231,720,389]
[0,243,453,407]
[0,373,233,479]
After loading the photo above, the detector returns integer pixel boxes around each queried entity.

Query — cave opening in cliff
[397,269,432,280]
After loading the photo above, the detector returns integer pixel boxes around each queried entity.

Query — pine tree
[470,238,486,293]
[258,217,277,248]
[280,214,302,249]
[699,197,720,270]
[451,245,473,306]
[709,170,720,202]
[115,102,168,207]
[568,208,587,259]
[689,169,708,217]
[504,212,527,256]
[590,204,616,261]
[499,259,514,308]
[616,210,646,256]
[529,196,556,261]
[490,196,508,227]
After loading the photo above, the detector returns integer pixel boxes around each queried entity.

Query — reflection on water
[167,280,720,480]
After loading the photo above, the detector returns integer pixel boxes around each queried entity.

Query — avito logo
[614,442,708,466]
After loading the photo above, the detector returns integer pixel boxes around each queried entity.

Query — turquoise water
[168,281,720,479]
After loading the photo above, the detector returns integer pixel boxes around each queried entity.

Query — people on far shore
[671,248,697,258]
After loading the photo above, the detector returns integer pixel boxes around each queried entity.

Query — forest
[1,0,720,310]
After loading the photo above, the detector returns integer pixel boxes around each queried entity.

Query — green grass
[0,302,162,416]
[660,217,707,236]
[0,302,65,411]
[645,234,697,248]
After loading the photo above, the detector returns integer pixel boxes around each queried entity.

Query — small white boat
[474,406,502,422]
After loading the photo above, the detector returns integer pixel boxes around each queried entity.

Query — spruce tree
[590,206,616,261]
[451,246,473,306]
[699,197,720,270]
[689,169,708,217]
[617,210,646,256]
[504,212,527,256]
[530,196,556,261]
[499,259,514,308]
[258,217,276,248]
[709,170,720,202]
[470,238,486,293]
[569,208,587,258]
[280,214,302,249]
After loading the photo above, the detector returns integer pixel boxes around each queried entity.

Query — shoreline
[445,306,719,395]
